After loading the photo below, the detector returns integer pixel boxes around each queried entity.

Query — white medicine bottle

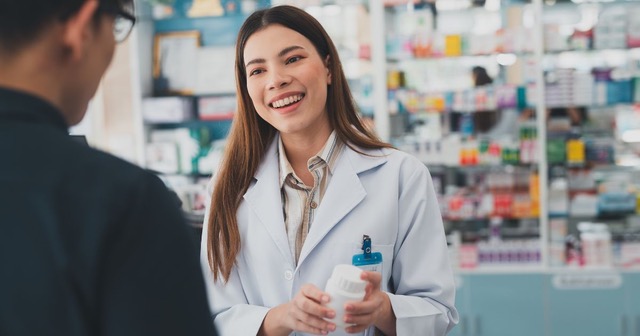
[324,264,367,328]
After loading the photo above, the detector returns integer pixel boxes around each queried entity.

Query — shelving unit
[381,0,548,275]
[127,0,640,273]
[373,1,640,334]
[129,0,259,214]
[380,0,640,272]
[539,1,640,274]
[132,0,381,213]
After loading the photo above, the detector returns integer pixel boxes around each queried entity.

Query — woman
[470,66,499,133]
[201,5,458,335]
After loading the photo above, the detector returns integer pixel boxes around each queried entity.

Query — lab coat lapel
[243,138,294,266]
[297,146,387,267]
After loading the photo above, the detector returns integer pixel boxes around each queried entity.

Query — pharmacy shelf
[387,52,536,63]
[454,266,546,274]
[543,47,640,56]
[455,266,640,275]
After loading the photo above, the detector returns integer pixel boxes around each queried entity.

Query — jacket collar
[0,86,69,132]
[243,137,293,265]
[244,134,388,267]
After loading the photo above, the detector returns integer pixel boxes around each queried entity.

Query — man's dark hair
[0,0,132,53]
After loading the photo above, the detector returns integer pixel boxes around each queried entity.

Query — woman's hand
[259,284,337,336]
[343,271,397,335]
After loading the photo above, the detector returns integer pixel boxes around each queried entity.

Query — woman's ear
[325,55,332,84]
[61,0,100,62]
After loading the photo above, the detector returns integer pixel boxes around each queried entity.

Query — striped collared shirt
[278,131,344,265]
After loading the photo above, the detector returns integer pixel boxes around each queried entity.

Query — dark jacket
[0,87,216,336]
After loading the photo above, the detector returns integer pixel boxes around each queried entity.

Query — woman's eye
[286,56,301,64]
[249,69,264,76]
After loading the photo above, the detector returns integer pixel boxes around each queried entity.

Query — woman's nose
[267,70,290,90]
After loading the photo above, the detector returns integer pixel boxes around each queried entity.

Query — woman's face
[243,24,332,139]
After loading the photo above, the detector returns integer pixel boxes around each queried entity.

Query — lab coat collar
[244,136,294,266]
[244,135,389,268]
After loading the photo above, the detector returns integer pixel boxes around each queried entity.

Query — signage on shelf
[552,273,622,290]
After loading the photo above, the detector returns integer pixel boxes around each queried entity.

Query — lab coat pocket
[369,244,394,291]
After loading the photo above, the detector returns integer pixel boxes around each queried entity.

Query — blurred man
[0,1,217,335]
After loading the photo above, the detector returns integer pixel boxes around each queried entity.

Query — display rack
[128,0,640,274]
[132,0,381,214]
[378,0,640,276]
[380,0,549,272]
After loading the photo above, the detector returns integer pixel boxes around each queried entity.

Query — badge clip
[352,234,383,272]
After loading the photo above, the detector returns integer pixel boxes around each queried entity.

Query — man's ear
[62,0,100,61]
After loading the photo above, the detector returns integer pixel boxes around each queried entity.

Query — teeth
[272,94,302,108]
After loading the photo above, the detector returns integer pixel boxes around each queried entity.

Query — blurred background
[77,0,640,334]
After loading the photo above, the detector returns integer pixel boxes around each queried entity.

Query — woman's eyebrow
[278,45,303,57]
[245,45,304,68]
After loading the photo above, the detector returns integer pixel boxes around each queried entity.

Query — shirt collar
[0,86,69,132]
[278,136,296,188]
[277,130,342,188]
[313,131,341,174]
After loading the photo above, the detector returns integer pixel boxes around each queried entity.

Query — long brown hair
[207,5,391,283]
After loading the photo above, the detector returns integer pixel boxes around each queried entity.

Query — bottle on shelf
[578,222,613,268]
[566,127,586,167]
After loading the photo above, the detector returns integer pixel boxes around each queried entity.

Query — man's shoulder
[69,144,183,218]
[77,145,150,179]
[65,141,166,196]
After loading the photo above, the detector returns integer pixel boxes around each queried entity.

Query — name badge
[352,234,383,273]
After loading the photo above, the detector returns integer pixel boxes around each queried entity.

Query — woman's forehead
[243,25,314,58]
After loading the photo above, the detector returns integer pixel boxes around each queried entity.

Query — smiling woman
[243,24,332,139]
[201,5,458,336]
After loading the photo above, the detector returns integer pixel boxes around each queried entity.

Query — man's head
[0,0,135,125]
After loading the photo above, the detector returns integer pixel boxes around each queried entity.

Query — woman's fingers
[361,271,382,287]
[301,283,330,304]
[290,308,335,334]
[297,284,334,318]
[360,271,382,300]
[287,284,337,334]
[342,285,387,331]
[343,300,378,327]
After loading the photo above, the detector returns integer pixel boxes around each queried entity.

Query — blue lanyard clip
[353,234,382,270]
[362,234,372,259]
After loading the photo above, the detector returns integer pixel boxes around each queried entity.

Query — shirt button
[310,201,317,209]
[284,270,293,280]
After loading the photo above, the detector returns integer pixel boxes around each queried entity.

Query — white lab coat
[200,137,459,336]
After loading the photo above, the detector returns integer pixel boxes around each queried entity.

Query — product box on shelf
[594,9,627,50]
[618,237,640,269]
[598,192,637,215]
[627,7,640,48]
[578,222,613,268]
[198,95,236,120]
[495,85,518,109]
[147,128,199,174]
[570,194,599,218]
[142,96,195,123]
[606,80,634,105]
[145,142,179,174]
